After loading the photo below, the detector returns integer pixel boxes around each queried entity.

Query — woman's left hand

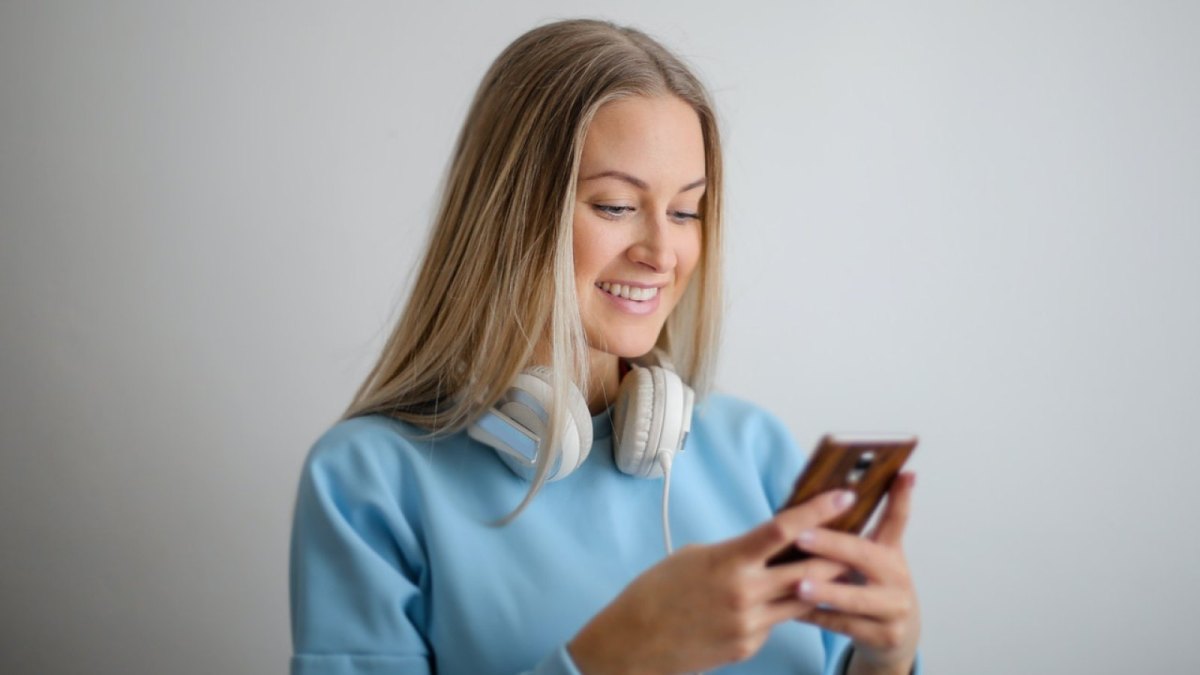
[793,471,921,675]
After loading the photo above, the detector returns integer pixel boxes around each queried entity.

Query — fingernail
[797,579,814,599]
[834,490,856,509]
[796,529,815,547]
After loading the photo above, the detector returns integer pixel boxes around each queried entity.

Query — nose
[628,212,677,273]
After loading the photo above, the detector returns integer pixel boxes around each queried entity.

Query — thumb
[731,489,857,563]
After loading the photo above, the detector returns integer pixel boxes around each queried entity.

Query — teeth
[598,282,659,302]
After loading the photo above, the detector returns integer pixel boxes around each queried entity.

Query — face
[573,95,706,362]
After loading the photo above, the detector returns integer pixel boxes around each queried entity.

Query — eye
[671,210,700,223]
[593,204,635,219]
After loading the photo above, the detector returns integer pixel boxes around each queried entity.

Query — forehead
[579,95,706,184]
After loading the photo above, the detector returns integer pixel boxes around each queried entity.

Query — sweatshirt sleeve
[289,424,434,674]
[289,422,590,675]
[821,639,924,675]
[519,646,585,675]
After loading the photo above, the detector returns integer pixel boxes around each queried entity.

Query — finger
[796,578,912,621]
[759,557,850,602]
[869,472,916,548]
[759,597,816,627]
[799,608,897,650]
[730,490,857,562]
[795,528,906,585]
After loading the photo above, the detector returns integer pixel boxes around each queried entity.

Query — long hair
[344,19,725,519]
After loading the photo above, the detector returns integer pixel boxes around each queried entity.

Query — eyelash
[593,204,700,222]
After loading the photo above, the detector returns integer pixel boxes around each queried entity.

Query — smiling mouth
[596,282,661,302]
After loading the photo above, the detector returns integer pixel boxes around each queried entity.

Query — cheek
[571,223,597,283]
[678,230,703,284]
[572,218,618,282]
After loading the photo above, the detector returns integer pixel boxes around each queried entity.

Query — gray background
[2,1,1197,673]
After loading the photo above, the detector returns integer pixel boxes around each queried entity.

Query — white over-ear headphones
[467,348,695,482]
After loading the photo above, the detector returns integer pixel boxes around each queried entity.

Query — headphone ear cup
[468,366,593,482]
[612,364,695,478]
[523,366,593,480]
[612,366,656,477]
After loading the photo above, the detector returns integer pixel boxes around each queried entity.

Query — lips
[595,281,662,316]
[596,281,661,302]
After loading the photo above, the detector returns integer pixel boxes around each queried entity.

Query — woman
[290,19,920,675]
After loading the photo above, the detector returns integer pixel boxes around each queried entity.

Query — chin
[588,333,662,361]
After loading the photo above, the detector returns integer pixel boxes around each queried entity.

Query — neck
[584,349,621,415]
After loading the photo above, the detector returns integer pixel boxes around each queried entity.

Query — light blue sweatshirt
[290,393,920,674]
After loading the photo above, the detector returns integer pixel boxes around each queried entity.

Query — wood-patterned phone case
[767,435,916,566]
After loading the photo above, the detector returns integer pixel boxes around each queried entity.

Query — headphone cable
[659,453,674,555]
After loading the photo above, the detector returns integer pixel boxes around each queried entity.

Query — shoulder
[299,414,438,496]
[308,414,417,463]
[689,392,807,510]
[299,414,507,508]
[692,391,796,447]
[309,414,420,455]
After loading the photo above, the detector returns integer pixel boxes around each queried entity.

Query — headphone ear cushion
[613,366,659,477]
[650,368,687,476]
[520,366,593,481]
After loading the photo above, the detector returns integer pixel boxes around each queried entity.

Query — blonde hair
[344,19,724,518]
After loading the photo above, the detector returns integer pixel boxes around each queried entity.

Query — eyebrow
[581,170,706,194]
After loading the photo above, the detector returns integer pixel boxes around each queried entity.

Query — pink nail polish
[834,490,856,509]
[796,530,815,547]
[798,579,813,599]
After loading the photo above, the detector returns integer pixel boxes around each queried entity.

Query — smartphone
[767,433,917,566]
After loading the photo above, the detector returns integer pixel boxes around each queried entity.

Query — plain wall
[2,1,1197,673]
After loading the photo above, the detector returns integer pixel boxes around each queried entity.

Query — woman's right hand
[567,489,858,675]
